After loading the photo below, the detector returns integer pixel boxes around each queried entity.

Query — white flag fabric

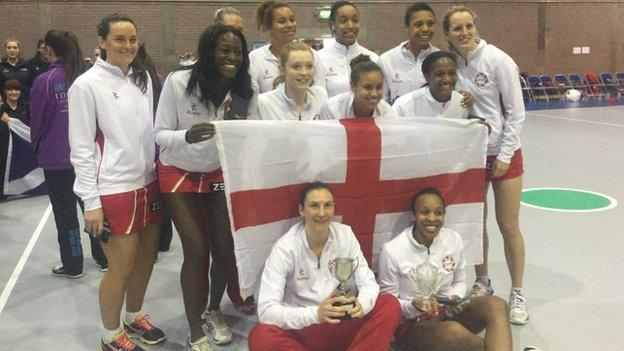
[214,117,487,297]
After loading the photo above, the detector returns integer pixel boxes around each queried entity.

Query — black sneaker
[101,331,145,351]
[95,259,108,273]
[123,314,166,345]
[51,265,83,279]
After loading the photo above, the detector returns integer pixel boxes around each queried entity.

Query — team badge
[442,256,456,272]
[327,67,338,77]
[392,73,403,83]
[474,73,489,87]
[297,267,309,280]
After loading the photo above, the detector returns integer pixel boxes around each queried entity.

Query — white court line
[0,203,52,316]
[529,110,624,128]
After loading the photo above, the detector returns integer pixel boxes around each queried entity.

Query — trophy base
[332,301,355,321]
[417,306,445,321]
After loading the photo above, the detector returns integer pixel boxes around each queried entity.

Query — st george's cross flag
[214,117,488,297]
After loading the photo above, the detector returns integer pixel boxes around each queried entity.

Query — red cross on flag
[215,117,488,297]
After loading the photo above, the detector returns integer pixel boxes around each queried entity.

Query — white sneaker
[202,309,233,345]
[469,278,494,297]
[509,290,529,325]
[187,336,212,351]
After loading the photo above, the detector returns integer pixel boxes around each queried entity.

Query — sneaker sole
[51,272,84,279]
[510,316,529,325]
[212,336,233,346]
[126,331,166,345]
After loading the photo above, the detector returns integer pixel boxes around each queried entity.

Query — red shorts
[157,161,224,193]
[100,181,163,235]
[486,148,524,182]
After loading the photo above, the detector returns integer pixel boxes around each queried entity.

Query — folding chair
[569,74,594,99]
[519,76,534,102]
[554,74,573,99]
[540,74,561,100]
[616,72,624,89]
[600,72,621,96]
[527,75,549,101]
[585,71,605,97]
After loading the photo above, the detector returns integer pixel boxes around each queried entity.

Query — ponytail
[43,30,87,86]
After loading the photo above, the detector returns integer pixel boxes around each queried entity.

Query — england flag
[215,117,487,297]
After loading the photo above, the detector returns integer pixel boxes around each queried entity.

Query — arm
[495,55,525,164]
[377,245,420,320]
[68,83,101,211]
[29,76,47,151]
[257,245,319,330]
[348,230,379,316]
[153,74,188,148]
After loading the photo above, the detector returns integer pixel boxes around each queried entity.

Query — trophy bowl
[328,257,359,320]
[408,259,444,316]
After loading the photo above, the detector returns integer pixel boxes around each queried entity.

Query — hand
[411,296,440,313]
[1,112,10,124]
[84,208,105,236]
[443,295,464,317]
[185,122,215,143]
[345,296,364,319]
[491,159,510,179]
[317,292,348,324]
[459,90,474,108]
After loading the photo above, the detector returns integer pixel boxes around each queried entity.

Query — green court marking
[521,188,617,212]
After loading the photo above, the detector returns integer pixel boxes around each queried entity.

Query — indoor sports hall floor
[1,101,623,350]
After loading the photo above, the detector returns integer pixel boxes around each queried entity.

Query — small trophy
[328,257,359,320]
[408,259,445,317]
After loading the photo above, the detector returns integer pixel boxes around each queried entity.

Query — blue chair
[569,74,594,99]
[527,75,550,101]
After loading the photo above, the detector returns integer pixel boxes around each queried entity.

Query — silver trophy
[408,258,444,315]
[328,257,359,319]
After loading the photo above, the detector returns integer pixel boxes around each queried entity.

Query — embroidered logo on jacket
[327,67,338,77]
[392,73,403,83]
[262,69,274,80]
[474,73,489,87]
[112,91,119,100]
[297,267,309,280]
[442,256,456,272]
[186,102,201,116]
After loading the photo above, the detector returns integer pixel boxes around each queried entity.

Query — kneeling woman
[154,25,257,349]
[393,51,469,119]
[249,182,401,351]
[256,41,327,121]
[377,188,511,351]
[321,54,397,119]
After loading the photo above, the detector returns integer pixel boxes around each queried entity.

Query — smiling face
[446,11,478,54]
[412,193,445,246]
[406,10,435,49]
[426,57,457,102]
[270,6,297,44]
[5,41,20,61]
[98,21,138,72]
[351,70,383,116]
[4,87,21,103]
[214,32,243,80]
[299,188,335,235]
[281,49,314,91]
[332,4,360,46]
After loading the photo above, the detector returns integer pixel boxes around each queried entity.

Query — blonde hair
[442,5,478,52]
[273,41,313,88]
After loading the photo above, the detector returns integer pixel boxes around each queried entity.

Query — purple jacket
[29,61,72,170]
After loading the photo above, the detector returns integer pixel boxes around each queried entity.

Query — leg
[158,203,174,251]
[248,324,307,351]
[492,176,525,288]
[45,169,84,275]
[453,296,512,351]
[475,182,491,278]
[100,233,140,330]
[347,294,402,351]
[202,191,233,311]
[165,193,210,342]
[124,221,161,313]
[77,196,108,267]
[406,319,484,351]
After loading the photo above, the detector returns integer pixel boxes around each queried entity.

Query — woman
[321,54,397,119]
[377,188,512,351]
[68,14,165,351]
[378,3,439,104]
[26,39,50,79]
[443,6,528,325]
[316,1,379,98]
[154,24,257,350]
[249,181,401,351]
[393,51,468,119]
[1,79,42,198]
[0,38,32,103]
[250,0,324,93]
[214,7,244,31]
[257,41,327,121]
[30,29,108,278]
